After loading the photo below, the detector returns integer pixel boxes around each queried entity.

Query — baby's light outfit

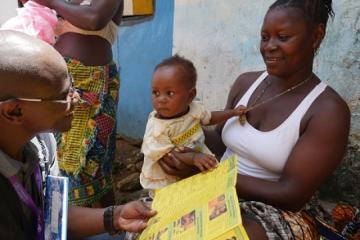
[141,102,212,190]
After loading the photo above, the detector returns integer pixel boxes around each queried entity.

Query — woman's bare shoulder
[314,84,350,118]
[304,83,350,138]
[227,71,265,108]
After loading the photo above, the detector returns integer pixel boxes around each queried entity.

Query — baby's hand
[233,105,247,125]
[233,105,247,117]
[192,153,218,172]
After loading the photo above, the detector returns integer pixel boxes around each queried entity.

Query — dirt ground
[113,138,147,204]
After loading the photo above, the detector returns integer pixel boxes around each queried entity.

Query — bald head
[0,30,68,100]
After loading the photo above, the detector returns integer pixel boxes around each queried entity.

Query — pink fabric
[1,1,58,45]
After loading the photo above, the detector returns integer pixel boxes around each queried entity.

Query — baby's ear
[189,87,197,102]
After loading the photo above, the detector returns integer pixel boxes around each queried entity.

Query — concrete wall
[114,0,174,140]
[173,1,265,111]
[0,0,17,25]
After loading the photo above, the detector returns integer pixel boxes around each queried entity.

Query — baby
[140,55,244,191]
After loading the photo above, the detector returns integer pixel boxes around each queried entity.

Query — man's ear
[189,87,197,103]
[0,102,24,124]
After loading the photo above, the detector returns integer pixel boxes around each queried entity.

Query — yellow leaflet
[139,156,249,240]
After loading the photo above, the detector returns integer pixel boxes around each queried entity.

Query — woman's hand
[158,147,200,179]
[114,201,156,233]
[192,152,218,172]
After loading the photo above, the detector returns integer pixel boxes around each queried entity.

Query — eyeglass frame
[0,75,81,105]
[14,87,77,104]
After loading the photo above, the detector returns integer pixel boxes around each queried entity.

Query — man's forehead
[0,31,68,97]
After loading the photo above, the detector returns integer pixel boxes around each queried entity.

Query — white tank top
[221,72,327,181]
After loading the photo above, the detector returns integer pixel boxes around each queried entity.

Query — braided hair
[155,55,197,88]
[269,0,335,28]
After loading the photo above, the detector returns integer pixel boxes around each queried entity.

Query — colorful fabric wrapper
[56,58,120,206]
[240,196,355,240]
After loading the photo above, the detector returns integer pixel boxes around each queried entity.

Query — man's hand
[192,152,218,172]
[114,201,156,233]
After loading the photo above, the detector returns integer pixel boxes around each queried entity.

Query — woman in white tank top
[159,1,351,239]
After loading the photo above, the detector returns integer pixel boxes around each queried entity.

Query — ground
[113,138,147,204]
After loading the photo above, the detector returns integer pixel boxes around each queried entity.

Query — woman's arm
[235,90,350,211]
[158,149,200,179]
[33,0,123,30]
[111,0,124,25]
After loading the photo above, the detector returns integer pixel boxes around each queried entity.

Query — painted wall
[114,0,174,140]
[173,0,360,137]
[0,0,17,25]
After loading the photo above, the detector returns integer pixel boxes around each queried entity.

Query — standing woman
[33,0,124,208]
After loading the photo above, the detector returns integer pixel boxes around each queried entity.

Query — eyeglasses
[0,76,81,111]
[16,87,77,103]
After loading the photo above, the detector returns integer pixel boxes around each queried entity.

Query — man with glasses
[0,30,155,239]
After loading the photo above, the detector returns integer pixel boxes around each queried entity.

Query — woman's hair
[269,0,335,28]
[155,55,197,88]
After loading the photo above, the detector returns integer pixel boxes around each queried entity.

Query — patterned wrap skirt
[240,196,350,240]
[241,201,320,240]
[56,58,120,206]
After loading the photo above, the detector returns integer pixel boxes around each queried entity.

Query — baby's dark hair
[155,54,197,88]
[269,0,334,28]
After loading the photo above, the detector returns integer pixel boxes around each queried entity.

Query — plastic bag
[1,1,58,45]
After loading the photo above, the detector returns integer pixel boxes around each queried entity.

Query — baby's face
[152,66,194,119]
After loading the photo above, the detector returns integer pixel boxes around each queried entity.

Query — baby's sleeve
[141,115,174,162]
[141,134,174,162]
[196,102,212,125]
